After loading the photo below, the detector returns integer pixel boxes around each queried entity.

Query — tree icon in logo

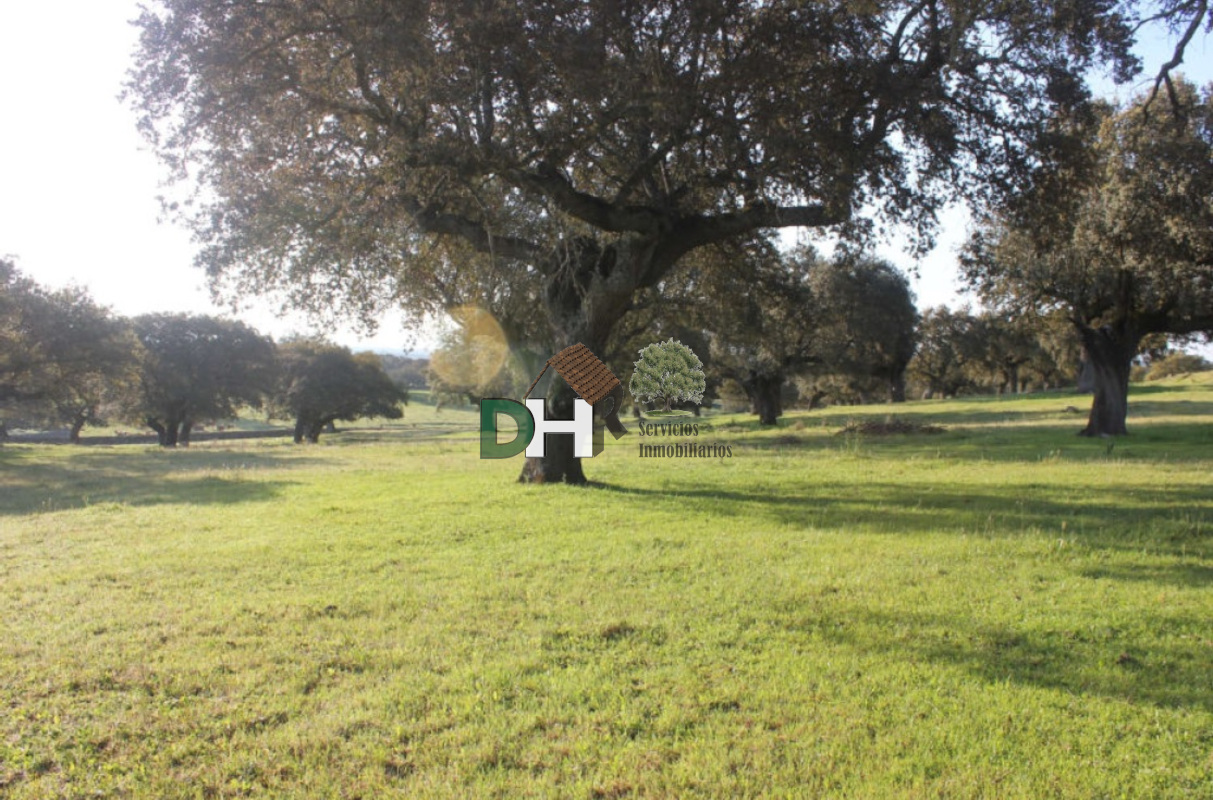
[630,339,706,413]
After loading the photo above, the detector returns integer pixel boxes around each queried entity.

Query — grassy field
[1,376,1211,798]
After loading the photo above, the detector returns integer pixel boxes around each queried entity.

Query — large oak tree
[129,0,1153,480]
[964,80,1213,436]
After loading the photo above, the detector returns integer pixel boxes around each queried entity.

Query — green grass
[2,377,1212,797]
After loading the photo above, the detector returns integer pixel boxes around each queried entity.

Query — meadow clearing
[1,377,1211,798]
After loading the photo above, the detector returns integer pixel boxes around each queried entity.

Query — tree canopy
[1,261,141,441]
[964,79,1213,435]
[274,339,406,443]
[128,314,278,446]
[129,0,1170,479]
[803,254,918,404]
[694,241,818,425]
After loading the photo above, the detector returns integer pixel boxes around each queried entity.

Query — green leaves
[629,338,706,410]
[966,79,1213,338]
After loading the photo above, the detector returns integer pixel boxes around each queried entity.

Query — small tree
[1,261,142,440]
[630,339,705,413]
[128,314,278,446]
[276,340,407,443]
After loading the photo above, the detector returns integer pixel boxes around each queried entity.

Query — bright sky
[1,3,1209,354]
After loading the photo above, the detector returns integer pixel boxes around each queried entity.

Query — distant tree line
[1,261,409,445]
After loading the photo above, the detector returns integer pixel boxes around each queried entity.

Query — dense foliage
[964,80,1213,435]
[127,314,278,446]
[274,339,407,443]
[630,339,707,413]
[128,0,1150,481]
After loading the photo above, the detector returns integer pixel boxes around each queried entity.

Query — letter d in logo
[480,398,536,458]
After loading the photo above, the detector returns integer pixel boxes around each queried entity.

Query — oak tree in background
[907,307,979,399]
[964,80,1213,436]
[19,286,141,443]
[1,260,142,441]
[129,314,278,446]
[696,241,818,425]
[275,340,406,443]
[965,313,1042,396]
[129,0,1154,480]
[803,255,918,404]
[630,339,706,413]
[1,259,46,405]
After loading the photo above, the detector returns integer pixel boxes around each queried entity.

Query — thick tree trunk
[517,236,637,485]
[1077,324,1138,437]
[519,376,586,484]
[147,416,179,447]
[888,374,907,403]
[293,418,307,444]
[743,372,783,425]
[1076,357,1095,393]
[69,415,86,444]
[663,395,672,412]
[179,419,194,447]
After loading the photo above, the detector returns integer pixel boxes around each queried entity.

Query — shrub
[1146,352,1212,381]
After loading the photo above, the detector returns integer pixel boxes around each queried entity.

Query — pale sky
[1,3,1208,354]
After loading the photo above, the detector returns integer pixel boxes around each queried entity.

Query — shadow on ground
[590,479,1213,559]
[0,447,314,515]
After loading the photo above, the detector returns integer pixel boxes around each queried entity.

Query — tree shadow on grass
[781,602,1213,713]
[0,447,315,515]
[1077,563,1213,588]
[726,420,1213,462]
[589,480,1213,559]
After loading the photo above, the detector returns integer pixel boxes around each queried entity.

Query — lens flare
[429,305,510,390]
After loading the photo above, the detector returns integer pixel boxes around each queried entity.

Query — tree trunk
[888,374,907,403]
[1077,324,1138,437]
[179,419,194,447]
[663,394,672,412]
[519,376,586,484]
[147,417,179,447]
[293,418,307,444]
[69,414,86,444]
[517,236,638,485]
[1076,357,1095,393]
[743,372,783,425]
